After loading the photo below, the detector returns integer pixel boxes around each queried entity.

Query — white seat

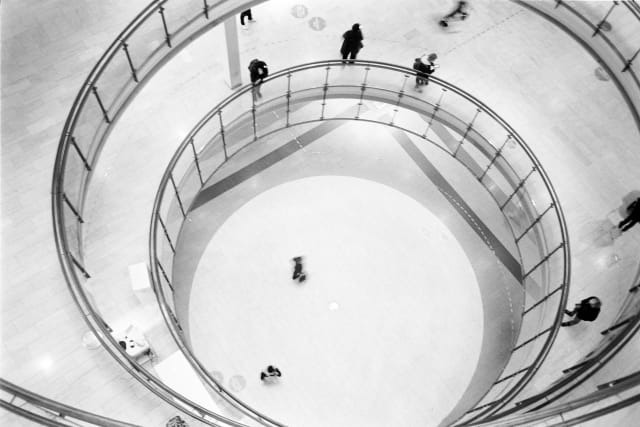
[128,262,151,292]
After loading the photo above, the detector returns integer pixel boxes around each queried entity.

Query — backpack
[259,63,268,78]
[249,60,268,77]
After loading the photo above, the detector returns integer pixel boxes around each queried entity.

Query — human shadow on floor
[588,219,617,248]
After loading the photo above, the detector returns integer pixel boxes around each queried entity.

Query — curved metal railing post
[148,59,572,426]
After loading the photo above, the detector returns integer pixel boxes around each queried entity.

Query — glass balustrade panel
[473,369,526,411]
[605,5,640,60]
[160,0,203,38]
[61,146,86,217]
[93,50,133,114]
[62,199,82,263]
[125,11,167,74]
[437,88,482,133]
[191,117,226,183]
[216,93,254,158]
[71,95,108,167]
[171,147,202,213]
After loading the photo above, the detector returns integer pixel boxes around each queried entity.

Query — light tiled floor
[1,1,185,425]
[2,0,640,425]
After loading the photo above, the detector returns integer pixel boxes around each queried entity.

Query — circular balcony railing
[50,0,640,426]
[149,59,571,425]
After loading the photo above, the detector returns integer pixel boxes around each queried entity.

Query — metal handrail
[0,378,140,427]
[480,279,640,423]
[471,371,640,426]
[149,59,571,425]
[466,1,640,422]
[49,0,637,425]
[517,0,640,125]
[624,0,640,19]
[51,0,284,425]
[556,393,640,427]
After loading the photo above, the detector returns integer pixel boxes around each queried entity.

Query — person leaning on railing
[413,53,438,92]
[248,58,268,102]
[340,23,364,64]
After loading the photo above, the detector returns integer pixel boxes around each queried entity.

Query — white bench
[129,262,151,291]
[129,262,155,305]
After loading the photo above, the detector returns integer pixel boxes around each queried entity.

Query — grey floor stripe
[390,127,524,283]
[190,107,522,283]
[191,106,366,211]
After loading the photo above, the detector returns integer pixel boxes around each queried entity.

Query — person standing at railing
[618,197,640,232]
[561,297,602,327]
[248,58,268,102]
[413,54,438,92]
[340,23,364,64]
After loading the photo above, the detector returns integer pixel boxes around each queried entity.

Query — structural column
[224,16,242,89]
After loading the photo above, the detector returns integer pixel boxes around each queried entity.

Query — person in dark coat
[439,1,469,27]
[260,365,282,382]
[413,54,438,91]
[292,256,307,283]
[248,58,268,101]
[240,9,253,26]
[562,296,601,327]
[340,23,364,64]
[618,197,640,232]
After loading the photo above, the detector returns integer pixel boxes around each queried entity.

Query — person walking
[260,365,282,383]
[340,23,364,64]
[248,58,268,102]
[562,297,602,327]
[292,256,307,283]
[439,1,469,27]
[413,54,438,91]
[240,9,254,26]
[618,197,640,232]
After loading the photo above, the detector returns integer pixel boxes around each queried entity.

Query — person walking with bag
[413,53,438,91]
[561,297,602,327]
[618,197,640,232]
[340,23,364,64]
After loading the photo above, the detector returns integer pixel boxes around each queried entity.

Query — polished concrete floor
[2,0,640,425]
